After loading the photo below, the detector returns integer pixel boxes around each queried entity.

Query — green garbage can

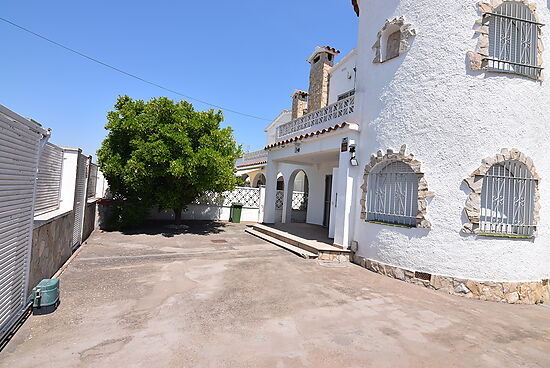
[32,278,60,315]
[230,203,243,223]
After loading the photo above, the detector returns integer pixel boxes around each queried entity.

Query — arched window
[480,160,536,236]
[366,160,418,227]
[487,2,542,79]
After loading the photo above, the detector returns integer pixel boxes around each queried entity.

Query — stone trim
[463,148,540,235]
[360,145,434,229]
[372,17,416,63]
[467,0,544,81]
[351,254,550,304]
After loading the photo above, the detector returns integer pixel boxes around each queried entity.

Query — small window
[486,2,542,79]
[385,30,401,61]
[313,55,320,64]
[366,160,418,227]
[480,160,536,237]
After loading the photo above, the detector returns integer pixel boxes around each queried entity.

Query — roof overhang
[352,0,359,16]
[264,122,358,150]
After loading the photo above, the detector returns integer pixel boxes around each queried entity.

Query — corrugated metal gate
[72,154,89,251]
[0,105,48,339]
[87,163,98,199]
[34,143,63,216]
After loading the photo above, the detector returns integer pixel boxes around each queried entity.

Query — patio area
[1,221,549,367]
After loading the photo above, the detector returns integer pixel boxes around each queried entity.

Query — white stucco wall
[352,0,550,281]
[328,49,357,104]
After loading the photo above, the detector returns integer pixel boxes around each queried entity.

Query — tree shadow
[120,220,228,237]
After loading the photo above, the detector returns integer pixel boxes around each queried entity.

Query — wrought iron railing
[276,94,355,139]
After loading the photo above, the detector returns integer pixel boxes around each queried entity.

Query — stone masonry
[308,46,340,112]
[291,90,309,120]
[351,253,550,305]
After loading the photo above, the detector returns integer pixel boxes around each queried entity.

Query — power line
[0,16,271,121]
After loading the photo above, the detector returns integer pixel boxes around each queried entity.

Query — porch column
[282,175,292,224]
[333,139,357,248]
[263,159,278,224]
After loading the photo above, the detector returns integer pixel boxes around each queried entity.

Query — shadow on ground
[119,220,228,238]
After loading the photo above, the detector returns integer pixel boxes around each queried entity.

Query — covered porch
[262,122,360,249]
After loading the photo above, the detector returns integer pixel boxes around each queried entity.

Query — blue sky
[0,1,357,157]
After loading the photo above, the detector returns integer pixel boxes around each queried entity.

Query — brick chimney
[307,46,340,112]
[291,90,309,119]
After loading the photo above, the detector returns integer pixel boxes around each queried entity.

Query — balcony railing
[276,94,355,139]
[235,149,268,167]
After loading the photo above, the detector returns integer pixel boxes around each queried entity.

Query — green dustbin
[32,279,60,315]
[230,203,243,223]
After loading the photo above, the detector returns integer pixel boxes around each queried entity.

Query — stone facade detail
[351,253,550,304]
[463,148,540,234]
[291,90,308,120]
[360,145,434,228]
[372,17,416,63]
[307,46,340,112]
[29,212,74,294]
[468,0,544,81]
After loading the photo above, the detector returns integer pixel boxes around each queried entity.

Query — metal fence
[34,143,64,215]
[87,163,98,199]
[195,187,261,208]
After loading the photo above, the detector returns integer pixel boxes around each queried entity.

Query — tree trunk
[174,208,182,225]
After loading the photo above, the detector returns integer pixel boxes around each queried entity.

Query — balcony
[235,149,268,168]
[276,94,355,139]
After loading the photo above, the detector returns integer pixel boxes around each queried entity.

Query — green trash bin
[32,278,60,315]
[230,203,243,223]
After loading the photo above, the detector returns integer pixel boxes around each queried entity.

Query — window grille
[366,161,418,227]
[480,160,536,236]
[486,2,543,79]
[275,190,284,209]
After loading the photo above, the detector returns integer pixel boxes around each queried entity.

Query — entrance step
[247,224,351,262]
[245,229,318,259]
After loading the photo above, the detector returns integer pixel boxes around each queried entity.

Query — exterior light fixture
[349,144,358,166]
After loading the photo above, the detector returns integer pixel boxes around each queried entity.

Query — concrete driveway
[1,221,549,368]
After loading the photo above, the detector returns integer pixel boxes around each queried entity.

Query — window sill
[477,233,535,240]
[366,220,415,229]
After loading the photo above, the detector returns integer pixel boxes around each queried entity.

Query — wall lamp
[349,144,358,166]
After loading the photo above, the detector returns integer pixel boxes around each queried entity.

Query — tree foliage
[97,96,242,226]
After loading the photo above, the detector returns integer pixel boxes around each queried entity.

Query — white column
[263,159,278,224]
[258,186,266,223]
[59,147,81,212]
[333,140,357,248]
[282,174,293,224]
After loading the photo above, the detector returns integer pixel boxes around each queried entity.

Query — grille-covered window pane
[366,161,418,227]
[480,160,536,236]
[487,2,541,79]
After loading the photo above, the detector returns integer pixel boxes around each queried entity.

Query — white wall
[328,49,357,104]
[59,148,80,212]
[151,205,261,223]
[351,0,550,281]
[265,110,292,145]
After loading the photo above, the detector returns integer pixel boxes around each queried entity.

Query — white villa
[237,0,550,304]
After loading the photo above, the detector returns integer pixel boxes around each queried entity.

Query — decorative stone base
[351,254,550,305]
[318,252,350,263]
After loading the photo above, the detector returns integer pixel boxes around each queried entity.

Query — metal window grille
[275,190,284,209]
[366,161,418,227]
[480,160,536,236]
[486,2,543,79]
[34,143,63,215]
[87,163,98,199]
[292,191,308,211]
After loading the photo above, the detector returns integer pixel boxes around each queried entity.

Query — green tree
[97,96,242,226]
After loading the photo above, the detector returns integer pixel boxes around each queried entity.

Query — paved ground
[1,221,549,368]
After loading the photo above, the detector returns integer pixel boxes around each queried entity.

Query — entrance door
[323,175,333,227]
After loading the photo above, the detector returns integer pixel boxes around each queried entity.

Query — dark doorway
[323,175,333,228]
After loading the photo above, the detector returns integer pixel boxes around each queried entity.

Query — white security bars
[480,160,536,237]
[0,105,49,340]
[486,2,542,79]
[34,143,64,215]
[276,94,355,139]
[366,161,418,227]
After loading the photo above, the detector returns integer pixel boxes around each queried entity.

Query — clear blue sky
[0,1,357,157]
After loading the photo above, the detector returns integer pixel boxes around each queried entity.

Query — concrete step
[248,224,351,263]
[245,228,318,259]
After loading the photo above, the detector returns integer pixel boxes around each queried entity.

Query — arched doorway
[240,173,251,187]
[286,170,309,223]
[253,173,266,188]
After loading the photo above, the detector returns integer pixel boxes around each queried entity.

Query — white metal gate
[34,142,63,216]
[72,154,89,250]
[0,105,48,339]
